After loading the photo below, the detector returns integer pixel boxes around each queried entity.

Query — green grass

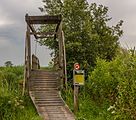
[40,66,56,71]
[61,84,114,120]
[0,66,42,120]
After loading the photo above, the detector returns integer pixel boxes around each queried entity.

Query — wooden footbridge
[23,14,75,120]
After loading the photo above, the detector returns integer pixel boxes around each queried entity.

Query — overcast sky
[0,0,136,66]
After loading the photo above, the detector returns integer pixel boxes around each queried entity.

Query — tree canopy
[4,61,13,67]
[39,0,123,69]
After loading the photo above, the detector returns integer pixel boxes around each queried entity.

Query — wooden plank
[28,24,38,39]
[32,54,40,69]
[54,22,61,39]
[26,25,31,91]
[22,30,28,96]
[29,70,75,120]
[37,36,54,39]
[30,31,56,36]
[74,85,79,113]
[61,30,67,88]
[25,14,62,24]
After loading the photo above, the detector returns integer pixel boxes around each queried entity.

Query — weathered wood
[58,22,64,89]
[27,25,31,84]
[61,30,67,88]
[37,36,54,39]
[25,14,62,24]
[32,54,40,69]
[57,22,67,89]
[25,14,61,39]
[29,70,75,120]
[54,22,61,39]
[30,31,56,36]
[28,24,38,39]
[24,14,72,119]
[22,31,28,96]
[74,85,79,113]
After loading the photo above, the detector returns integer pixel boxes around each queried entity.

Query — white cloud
[0,0,51,66]
[1,0,136,66]
[88,0,136,48]
[0,20,14,27]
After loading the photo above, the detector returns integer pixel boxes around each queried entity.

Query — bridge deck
[29,70,75,120]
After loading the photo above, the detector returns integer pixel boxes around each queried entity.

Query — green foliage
[87,58,120,104]
[0,66,41,120]
[87,53,136,119]
[39,0,123,69]
[61,84,113,120]
[62,51,136,120]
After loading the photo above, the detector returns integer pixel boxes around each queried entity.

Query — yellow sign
[73,70,84,85]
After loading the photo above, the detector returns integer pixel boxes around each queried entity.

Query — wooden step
[30,77,58,79]
[35,99,63,103]
[30,87,59,91]
[31,70,58,75]
[30,79,58,82]
[33,82,57,85]
[37,102,64,106]
[29,70,75,120]
[34,85,57,88]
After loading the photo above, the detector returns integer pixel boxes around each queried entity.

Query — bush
[87,53,136,119]
[87,58,120,104]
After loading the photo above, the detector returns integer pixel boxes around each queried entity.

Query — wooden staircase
[29,69,75,120]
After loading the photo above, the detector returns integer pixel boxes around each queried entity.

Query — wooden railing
[32,54,40,69]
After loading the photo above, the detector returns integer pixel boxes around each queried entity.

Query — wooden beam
[22,30,28,96]
[37,36,54,39]
[30,31,56,36]
[62,31,67,88]
[74,85,79,113]
[28,24,38,39]
[26,25,31,90]
[54,22,61,40]
[25,14,62,24]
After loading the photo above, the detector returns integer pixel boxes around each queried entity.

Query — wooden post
[58,22,64,89]
[74,85,79,113]
[61,31,67,89]
[22,31,28,96]
[27,25,31,76]
[26,25,31,91]
[58,22,67,89]
[73,69,85,113]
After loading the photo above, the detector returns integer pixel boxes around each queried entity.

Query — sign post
[73,63,84,113]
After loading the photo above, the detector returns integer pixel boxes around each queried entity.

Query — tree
[4,61,13,67]
[39,0,123,70]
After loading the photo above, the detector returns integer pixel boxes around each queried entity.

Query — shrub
[87,53,136,119]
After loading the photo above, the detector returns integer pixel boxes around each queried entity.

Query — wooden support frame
[23,13,67,94]
[25,14,61,39]
[62,31,67,88]
[27,25,31,75]
[58,22,67,89]
[25,14,62,24]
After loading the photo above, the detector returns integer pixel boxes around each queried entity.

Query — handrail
[32,54,40,69]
